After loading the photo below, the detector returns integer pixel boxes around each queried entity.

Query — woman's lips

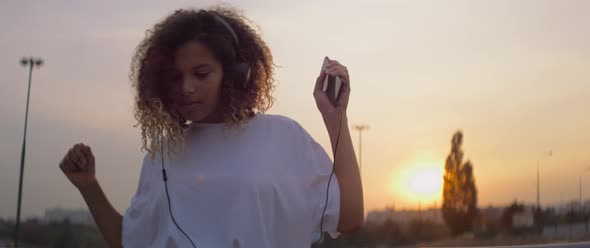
[179,101,204,110]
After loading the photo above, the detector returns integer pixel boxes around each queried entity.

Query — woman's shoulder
[254,113,301,128]
[252,113,309,137]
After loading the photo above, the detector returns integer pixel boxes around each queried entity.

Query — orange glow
[391,159,443,207]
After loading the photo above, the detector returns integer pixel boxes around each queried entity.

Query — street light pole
[536,150,552,210]
[579,167,590,211]
[537,159,541,210]
[353,125,369,177]
[14,57,43,248]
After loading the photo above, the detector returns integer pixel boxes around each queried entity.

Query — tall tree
[442,131,478,236]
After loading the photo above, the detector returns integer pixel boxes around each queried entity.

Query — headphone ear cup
[233,63,251,88]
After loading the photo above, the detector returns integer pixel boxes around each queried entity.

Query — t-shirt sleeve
[295,122,341,239]
[122,153,160,247]
[130,154,154,206]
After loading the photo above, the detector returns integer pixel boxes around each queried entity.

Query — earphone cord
[161,141,198,248]
[313,102,343,246]
[159,104,342,247]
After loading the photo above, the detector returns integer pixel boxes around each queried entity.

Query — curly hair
[130,6,275,159]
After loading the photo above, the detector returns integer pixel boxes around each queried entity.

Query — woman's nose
[181,75,197,94]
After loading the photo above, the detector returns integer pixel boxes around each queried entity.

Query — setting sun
[408,167,442,195]
[391,159,444,208]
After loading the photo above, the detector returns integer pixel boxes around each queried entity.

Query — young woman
[59,6,363,248]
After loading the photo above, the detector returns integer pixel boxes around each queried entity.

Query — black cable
[158,106,342,248]
[161,140,198,248]
[313,103,343,246]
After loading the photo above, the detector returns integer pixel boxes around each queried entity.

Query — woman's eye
[193,72,209,79]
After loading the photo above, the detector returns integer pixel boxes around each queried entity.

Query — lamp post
[536,149,552,210]
[352,125,369,177]
[14,57,43,247]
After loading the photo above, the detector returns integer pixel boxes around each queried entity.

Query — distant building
[474,205,503,232]
[366,207,444,225]
[513,209,534,228]
[42,208,94,225]
[480,206,503,220]
[366,207,395,225]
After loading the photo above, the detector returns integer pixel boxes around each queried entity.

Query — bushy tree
[442,131,478,236]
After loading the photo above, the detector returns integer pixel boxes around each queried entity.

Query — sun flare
[392,159,444,207]
[408,167,442,195]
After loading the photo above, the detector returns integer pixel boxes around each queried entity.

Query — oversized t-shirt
[122,113,340,248]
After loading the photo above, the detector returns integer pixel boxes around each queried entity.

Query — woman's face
[170,40,224,123]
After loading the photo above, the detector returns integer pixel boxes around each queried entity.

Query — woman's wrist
[322,110,350,152]
[323,111,348,133]
[322,109,348,126]
[78,178,100,196]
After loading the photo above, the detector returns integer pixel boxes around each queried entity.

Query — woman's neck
[195,111,224,124]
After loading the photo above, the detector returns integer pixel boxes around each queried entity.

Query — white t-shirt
[122,113,340,248]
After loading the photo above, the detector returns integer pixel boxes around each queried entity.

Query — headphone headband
[208,11,251,88]
[210,12,240,47]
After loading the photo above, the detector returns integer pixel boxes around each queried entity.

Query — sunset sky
[1,0,589,219]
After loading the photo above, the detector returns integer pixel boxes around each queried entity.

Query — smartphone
[322,56,343,106]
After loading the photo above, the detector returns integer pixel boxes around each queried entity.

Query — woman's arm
[314,57,364,234]
[79,181,123,248]
[322,112,364,234]
[59,144,123,248]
